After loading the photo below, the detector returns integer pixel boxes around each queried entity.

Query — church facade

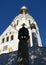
[0,6,42,54]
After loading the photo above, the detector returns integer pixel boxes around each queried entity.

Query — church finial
[20,6,28,14]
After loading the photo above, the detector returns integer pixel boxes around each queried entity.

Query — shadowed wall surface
[0,47,46,65]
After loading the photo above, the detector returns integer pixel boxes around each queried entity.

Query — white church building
[0,6,42,54]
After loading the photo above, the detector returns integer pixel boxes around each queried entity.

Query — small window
[6,33,7,35]
[2,38,5,43]
[11,35,13,40]
[6,36,9,42]
[10,32,11,34]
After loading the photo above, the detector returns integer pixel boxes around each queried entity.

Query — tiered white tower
[0,6,42,54]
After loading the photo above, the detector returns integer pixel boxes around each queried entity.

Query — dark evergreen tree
[18,25,29,65]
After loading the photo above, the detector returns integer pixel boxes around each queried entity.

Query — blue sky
[0,0,46,47]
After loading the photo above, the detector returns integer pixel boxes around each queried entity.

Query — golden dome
[20,6,28,13]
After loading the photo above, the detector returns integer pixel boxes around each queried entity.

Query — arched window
[17,20,19,25]
[29,20,30,24]
[2,38,5,43]
[31,23,36,29]
[6,36,9,42]
[11,35,13,40]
